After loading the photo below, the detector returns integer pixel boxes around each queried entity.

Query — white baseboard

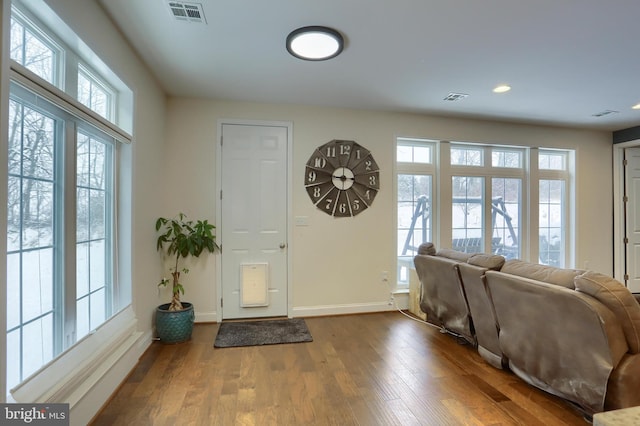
[195,310,217,323]
[293,301,397,317]
[196,296,411,321]
[71,330,150,426]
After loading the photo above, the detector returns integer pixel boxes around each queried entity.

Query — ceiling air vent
[592,109,619,117]
[168,1,206,24]
[443,92,469,101]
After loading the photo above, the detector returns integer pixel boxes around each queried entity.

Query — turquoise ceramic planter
[156,302,194,343]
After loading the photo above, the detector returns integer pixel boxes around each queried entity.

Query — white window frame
[395,138,437,287]
[449,143,527,257]
[395,139,575,274]
[4,0,133,401]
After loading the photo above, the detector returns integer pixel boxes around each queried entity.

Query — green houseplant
[155,213,219,343]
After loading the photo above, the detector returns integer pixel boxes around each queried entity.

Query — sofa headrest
[436,248,473,262]
[500,259,582,289]
[417,242,436,255]
[467,254,505,271]
[575,271,640,353]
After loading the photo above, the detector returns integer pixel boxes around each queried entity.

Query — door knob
[279,243,286,249]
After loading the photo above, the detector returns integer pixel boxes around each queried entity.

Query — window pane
[452,176,484,252]
[396,142,432,164]
[398,174,432,255]
[22,315,54,379]
[76,131,112,337]
[492,149,522,168]
[539,179,565,266]
[10,16,56,84]
[7,253,20,330]
[451,147,483,166]
[22,248,54,323]
[78,68,113,120]
[76,296,90,339]
[539,152,566,170]
[6,330,21,390]
[397,174,432,285]
[6,95,60,390]
[492,178,520,258]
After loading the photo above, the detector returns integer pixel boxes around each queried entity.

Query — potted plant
[155,213,219,343]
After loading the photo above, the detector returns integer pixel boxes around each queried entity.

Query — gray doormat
[214,318,313,348]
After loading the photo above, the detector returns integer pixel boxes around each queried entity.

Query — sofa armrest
[414,254,473,342]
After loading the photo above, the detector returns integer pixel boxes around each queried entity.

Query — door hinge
[221,298,223,308]
[624,274,630,281]
[623,195,629,203]
[624,237,629,244]
[623,159,628,166]
[220,190,223,200]
[220,136,223,146]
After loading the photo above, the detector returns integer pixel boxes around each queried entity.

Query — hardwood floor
[90,312,587,425]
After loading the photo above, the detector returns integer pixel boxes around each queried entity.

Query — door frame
[215,119,294,322]
[614,140,640,287]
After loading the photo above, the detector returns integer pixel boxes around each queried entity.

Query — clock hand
[332,174,355,181]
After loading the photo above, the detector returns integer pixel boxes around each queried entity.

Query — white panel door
[625,147,640,292]
[220,123,288,319]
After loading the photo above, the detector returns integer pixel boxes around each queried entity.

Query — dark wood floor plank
[91,312,588,425]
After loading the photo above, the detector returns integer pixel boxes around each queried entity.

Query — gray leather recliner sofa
[414,243,640,415]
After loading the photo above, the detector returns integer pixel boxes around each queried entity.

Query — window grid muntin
[6,96,64,389]
[78,65,115,121]
[9,7,62,87]
[396,139,436,286]
[7,83,116,391]
[75,129,114,339]
[397,138,434,164]
[491,177,521,258]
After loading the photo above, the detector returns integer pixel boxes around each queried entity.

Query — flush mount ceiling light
[632,103,640,110]
[493,84,512,93]
[286,26,344,61]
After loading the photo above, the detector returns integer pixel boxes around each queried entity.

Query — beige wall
[163,98,613,319]
[0,0,614,417]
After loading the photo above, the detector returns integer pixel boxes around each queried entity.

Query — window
[450,145,524,257]
[6,2,131,395]
[78,65,114,120]
[451,146,483,166]
[396,140,574,280]
[538,150,570,267]
[76,130,114,338]
[396,139,436,286]
[452,176,485,252]
[7,83,117,391]
[10,9,61,85]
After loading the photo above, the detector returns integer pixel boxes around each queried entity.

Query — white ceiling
[99,0,640,132]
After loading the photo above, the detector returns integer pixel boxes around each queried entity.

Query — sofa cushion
[417,242,436,255]
[500,259,581,289]
[575,271,640,353]
[436,248,473,262]
[468,254,505,271]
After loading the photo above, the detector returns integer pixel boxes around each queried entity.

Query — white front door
[625,147,640,292]
[219,123,289,319]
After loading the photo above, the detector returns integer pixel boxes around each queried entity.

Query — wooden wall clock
[304,140,380,217]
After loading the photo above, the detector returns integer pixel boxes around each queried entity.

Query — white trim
[195,311,217,323]
[71,331,150,426]
[613,140,640,284]
[0,0,11,404]
[10,306,140,403]
[215,119,294,322]
[292,298,408,318]
[10,64,132,143]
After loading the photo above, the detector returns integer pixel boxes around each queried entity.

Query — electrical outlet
[388,291,395,306]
